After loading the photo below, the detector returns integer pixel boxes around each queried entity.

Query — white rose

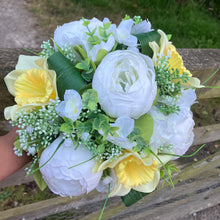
[92,50,157,119]
[39,136,102,197]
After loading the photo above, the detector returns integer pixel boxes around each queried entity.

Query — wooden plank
[0,164,33,189]
[0,150,219,220]
[193,123,220,145]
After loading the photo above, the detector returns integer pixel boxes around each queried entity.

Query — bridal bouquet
[4,16,203,205]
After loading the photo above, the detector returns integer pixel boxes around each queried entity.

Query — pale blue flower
[107,116,136,150]
[56,90,82,122]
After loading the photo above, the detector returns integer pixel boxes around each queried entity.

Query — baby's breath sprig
[40,40,55,58]
[40,40,77,63]
[12,99,62,156]
[155,55,189,97]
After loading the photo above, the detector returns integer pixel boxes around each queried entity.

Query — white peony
[149,89,196,157]
[39,136,102,197]
[92,50,157,119]
[54,17,115,62]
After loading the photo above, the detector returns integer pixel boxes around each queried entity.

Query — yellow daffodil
[94,150,172,197]
[4,55,58,120]
[149,30,203,88]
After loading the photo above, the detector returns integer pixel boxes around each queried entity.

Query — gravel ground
[0,0,47,48]
[0,0,219,219]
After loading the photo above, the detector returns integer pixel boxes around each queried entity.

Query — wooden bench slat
[193,123,220,145]
[1,150,219,220]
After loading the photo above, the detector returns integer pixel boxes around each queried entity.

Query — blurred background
[25,0,220,48]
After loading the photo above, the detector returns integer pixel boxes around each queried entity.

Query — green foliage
[32,162,47,191]
[60,117,74,134]
[135,30,161,57]
[135,114,154,144]
[75,58,94,82]
[0,191,12,202]
[133,15,143,25]
[160,162,179,187]
[155,56,189,98]
[95,49,108,66]
[28,0,220,48]
[93,113,117,139]
[47,52,87,100]
[98,22,112,42]
[121,189,148,207]
[75,120,93,138]
[158,103,180,115]
[82,89,99,111]
[128,127,149,153]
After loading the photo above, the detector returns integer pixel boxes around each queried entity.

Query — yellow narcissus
[4,55,58,120]
[149,30,203,88]
[94,150,172,197]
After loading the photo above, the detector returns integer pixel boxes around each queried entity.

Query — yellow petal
[4,70,26,96]
[168,44,192,77]
[15,55,40,70]
[134,169,160,193]
[115,155,158,188]
[14,68,56,105]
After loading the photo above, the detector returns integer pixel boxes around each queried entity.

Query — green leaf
[32,162,47,191]
[74,45,88,60]
[121,189,149,207]
[167,34,172,41]
[47,52,86,100]
[82,18,90,27]
[135,114,154,144]
[78,83,92,95]
[82,89,98,111]
[75,59,90,71]
[135,30,161,57]
[93,114,109,130]
[103,22,111,29]
[75,120,93,138]
[60,122,73,134]
[153,89,160,106]
[95,49,108,66]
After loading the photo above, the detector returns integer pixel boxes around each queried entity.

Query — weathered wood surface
[0,150,219,220]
